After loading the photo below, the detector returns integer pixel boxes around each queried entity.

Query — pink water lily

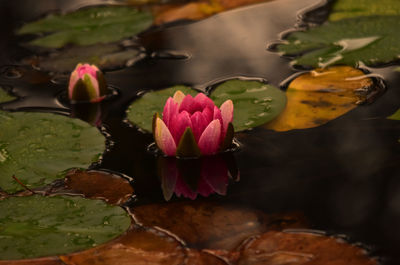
[153,90,234,157]
[68,63,108,103]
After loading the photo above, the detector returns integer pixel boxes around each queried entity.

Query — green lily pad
[127,80,286,132]
[210,80,286,131]
[0,88,16,104]
[127,86,197,132]
[329,0,400,21]
[0,111,104,193]
[34,43,142,73]
[277,16,400,68]
[0,195,131,260]
[17,6,153,48]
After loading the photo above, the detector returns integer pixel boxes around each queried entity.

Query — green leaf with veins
[277,16,400,68]
[17,6,152,48]
[0,111,104,193]
[0,195,131,260]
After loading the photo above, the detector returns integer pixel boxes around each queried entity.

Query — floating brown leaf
[152,0,272,25]
[237,231,377,265]
[132,201,307,250]
[61,226,185,265]
[63,170,134,205]
[186,250,228,265]
[265,66,374,131]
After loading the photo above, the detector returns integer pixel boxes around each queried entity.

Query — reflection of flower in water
[71,102,102,127]
[158,154,239,200]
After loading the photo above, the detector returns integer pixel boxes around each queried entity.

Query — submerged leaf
[210,80,286,132]
[17,6,152,48]
[31,43,142,73]
[0,195,131,260]
[329,0,400,21]
[0,111,104,193]
[265,66,374,131]
[277,16,400,68]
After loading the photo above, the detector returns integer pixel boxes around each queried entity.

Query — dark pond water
[1,0,400,264]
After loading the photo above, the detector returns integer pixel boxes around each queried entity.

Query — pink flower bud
[68,63,108,103]
[153,90,234,157]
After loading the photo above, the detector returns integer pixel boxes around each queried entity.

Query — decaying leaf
[131,201,307,250]
[63,170,134,205]
[152,0,273,25]
[265,66,374,131]
[61,226,186,265]
[237,231,377,265]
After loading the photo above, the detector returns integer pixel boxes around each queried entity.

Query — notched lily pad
[277,16,400,68]
[0,195,131,260]
[127,80,286,132]
[0,111,105,193]
[17,6,153,48]
[265,66,375,131]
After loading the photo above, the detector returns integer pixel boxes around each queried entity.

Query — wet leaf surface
[127,85,197,132]
[0,195,131,260]
[17,6,153,48]
[27,43,143,73]
[0,88,16,104]
[277,16,400,68]
[210,80,286,132]
[127,80,286,132]
[152,0,273,25]
[237,231,377,265]
[131,201,307,250]
[329,0,400,21]
[0,111,104,193]
[265,66,374,131]
[61,226,186,265]
[63,170,134,205]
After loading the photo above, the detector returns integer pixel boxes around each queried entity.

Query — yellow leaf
[265,66,374,131]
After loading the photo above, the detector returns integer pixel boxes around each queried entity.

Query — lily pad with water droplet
[17,6,152,48]
[277,16,400,68]
[0,195,131,260]
[210,80,286,131]
[127,86,197,132]
[0,111,104,193]
[0,88,16,104]
[127,80,286,132]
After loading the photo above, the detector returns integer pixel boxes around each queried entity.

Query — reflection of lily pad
[17,6,152,48]
[0,195,131,260]
[0,88,16,104]
[0,111,104,193]
[277,16,400,68]
[127,86,197,132]
[34,43,142,73]
[330,0,400,21]
[127,80,286,132]
[210,80,286,131]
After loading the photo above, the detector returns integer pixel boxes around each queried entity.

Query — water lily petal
[220,99,234,134]
[77,63,98,79]
[154,117,177,156]
[169,111,192,145]
[162,97,179,127]
[84,73,100,100]
[179,94,201,114]
[202,107,213,124]
[191,111,209,142]
[194,93,215,110]
[198,119,221,155]
[176,127,201,157]
[68,70,79,99]
[172,90,185,105]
